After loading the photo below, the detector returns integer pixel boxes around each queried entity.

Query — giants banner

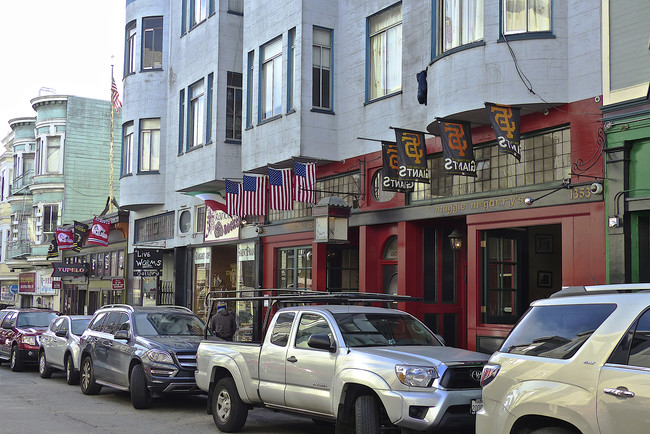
[381,141,414,192]
[87,217,111,246]
[56,227,74,250]
[485,102,521,161]
[437,119,477,177]
[393,128,430,183]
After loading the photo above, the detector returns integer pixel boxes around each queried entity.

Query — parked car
[0,307,59,371]
[196,302,488,433]
[478,284,650,434]
[78,304,206,409]
[39,315,92,384]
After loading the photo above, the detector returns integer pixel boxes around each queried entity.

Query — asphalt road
[0,362,335,434]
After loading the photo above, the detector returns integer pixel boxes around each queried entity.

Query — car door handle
[604,387,635,398]
[287,356,297,363]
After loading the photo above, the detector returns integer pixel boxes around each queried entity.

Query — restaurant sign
[51,263,90,278]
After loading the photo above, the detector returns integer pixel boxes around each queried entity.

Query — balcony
[8,240,31,259]
[12,170,34,194]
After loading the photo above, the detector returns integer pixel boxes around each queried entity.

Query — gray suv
[78,304,206,409]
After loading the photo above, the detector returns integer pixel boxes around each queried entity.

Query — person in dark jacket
[208,301,237,341]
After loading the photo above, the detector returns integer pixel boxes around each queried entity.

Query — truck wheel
[10,345,23,372]
[65,355,79,385]
[80,356,102,395]
[354,395,381,434]
[39,351,53,378]
[212,377,248,432]
[130,364,151,409]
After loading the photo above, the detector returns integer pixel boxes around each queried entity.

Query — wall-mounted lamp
[313,196,351,243]
[448,229,464,251]
[524,179,572,206]
[608,216,621,228]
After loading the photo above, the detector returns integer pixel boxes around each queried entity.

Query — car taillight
[480,363,500,387]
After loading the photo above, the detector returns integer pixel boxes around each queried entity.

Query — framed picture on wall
[535,234,553,254]
[538,271,552,288]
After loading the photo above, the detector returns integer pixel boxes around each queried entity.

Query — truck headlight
[395,365,438,387]
[145,349,174,364]
[23,336,37,346]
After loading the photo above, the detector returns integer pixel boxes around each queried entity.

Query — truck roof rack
[203,289,421,339]
[550,284,650,298]
[98,304,135,312]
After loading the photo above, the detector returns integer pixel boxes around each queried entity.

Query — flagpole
[109,64,115,213]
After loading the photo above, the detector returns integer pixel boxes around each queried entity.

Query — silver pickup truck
[195,304,487,433]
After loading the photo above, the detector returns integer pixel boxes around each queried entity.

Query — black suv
[0,307,59,371]
[78,304,206,409]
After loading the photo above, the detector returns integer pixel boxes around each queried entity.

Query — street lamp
[313,196,351,243]
[448,229,463,251]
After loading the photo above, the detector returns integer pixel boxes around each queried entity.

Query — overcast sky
[0,1,125,137]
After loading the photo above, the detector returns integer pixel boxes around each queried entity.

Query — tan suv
[477,284,650,434]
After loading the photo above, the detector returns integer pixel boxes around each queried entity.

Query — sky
[0,1,126,137]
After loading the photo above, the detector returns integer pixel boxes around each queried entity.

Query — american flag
[225,180,241,216]
[268,167,293,210]
[241,174,268,216]
[111,77,122,112]
[294,161,316,203]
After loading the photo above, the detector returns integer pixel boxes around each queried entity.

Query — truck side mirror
[307,334,336,352]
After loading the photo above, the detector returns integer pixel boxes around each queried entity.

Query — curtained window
[368,3,402,100]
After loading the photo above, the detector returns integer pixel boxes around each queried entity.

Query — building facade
[122,0,607,350]
[4,95,121,312]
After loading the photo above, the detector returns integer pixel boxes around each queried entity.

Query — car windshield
[17,312,58,328]
[133,312,205,336]
[334,312,441,347]
[71,318,91,336]
[500,303,617,359]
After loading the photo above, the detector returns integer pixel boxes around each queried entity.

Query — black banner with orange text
[485,102,521,161]
[436,119,477,177]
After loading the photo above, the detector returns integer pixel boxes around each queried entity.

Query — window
[179,89,185,154]
[270,312,295,346]
[288,28,296,111]
[440,0,484,52]
[195,205,205,233]
[189,79,205,148]
[226,72,243,141]
[313,27,332,110]
[261,38,282,120]
[368,3,402,100]
[326,246,359,291]
[142,16,163,70]
[122,122,134,175]
[206,72,213,143]
[134,212,175,243]
[179,210,191,233]
[295,313,333,349]
[503,0,551,35]
[139,118,160,172]
[609,309,650,367]
[277,247,312,289]
[34,136,59,175]
[42,204,59,233]
[125,21,136,75]
[192,0,208,26]
[246,51,254,128]
[500,304,616,359]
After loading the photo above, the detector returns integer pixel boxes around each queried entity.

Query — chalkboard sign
[133,249,163,277]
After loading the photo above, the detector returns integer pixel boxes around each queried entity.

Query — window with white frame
[440,0,484,52]
[11,214,19,241]
[34,204,59,243]
[226,72,243,141]
[368,3,402,100]
[196,205,205,233]
[246,51,254,128]
[189,79,205,148]
[122,122,134,175]
[1,170,5,201]
[503,0,550,35]
[35,136,62,175]
[313,27,332,110]
[140,118,160,172]
[142,16,163,70]
[125,21,136,75]
[261,38,282,120]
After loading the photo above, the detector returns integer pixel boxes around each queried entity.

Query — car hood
[16,327,49,335]
[351,345,489,366]
[136,335,203,352]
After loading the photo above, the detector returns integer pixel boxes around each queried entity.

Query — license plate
[471,399,483,414]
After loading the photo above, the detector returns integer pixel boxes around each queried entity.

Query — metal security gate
[158,281,174,305]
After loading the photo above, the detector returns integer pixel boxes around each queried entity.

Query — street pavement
[0,362,335,434]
